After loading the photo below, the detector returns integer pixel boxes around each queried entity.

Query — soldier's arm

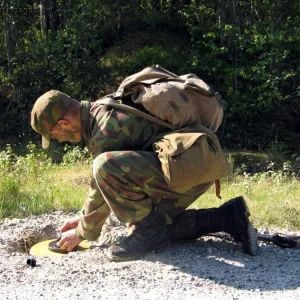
[75,114,125,241]
[75,177,111,241]
[74,109,161,240]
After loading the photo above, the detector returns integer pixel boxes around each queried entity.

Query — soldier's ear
[57,119,70,127]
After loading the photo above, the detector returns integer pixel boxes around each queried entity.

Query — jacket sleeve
[75,177,111,241]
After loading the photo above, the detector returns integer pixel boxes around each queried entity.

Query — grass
[190,174,300,230]
[0,143,299,231]
[0,165,88,219]
[0,143,90,219]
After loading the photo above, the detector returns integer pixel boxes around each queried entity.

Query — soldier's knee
[93,153,109,180]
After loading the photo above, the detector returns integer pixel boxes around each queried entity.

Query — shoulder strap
[97,97,177,130]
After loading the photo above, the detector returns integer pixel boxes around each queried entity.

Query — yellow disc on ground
[30,239,90,257]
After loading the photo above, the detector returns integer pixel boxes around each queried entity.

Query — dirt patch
[0,212,299,300]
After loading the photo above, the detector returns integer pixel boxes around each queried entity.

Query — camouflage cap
[31,90,72,149]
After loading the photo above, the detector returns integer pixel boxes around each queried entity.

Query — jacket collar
[80,101,91,147]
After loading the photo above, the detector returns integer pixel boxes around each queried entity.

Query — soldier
[31,90,258,261]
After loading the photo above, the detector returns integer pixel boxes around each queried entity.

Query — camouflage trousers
[93,150,213,225]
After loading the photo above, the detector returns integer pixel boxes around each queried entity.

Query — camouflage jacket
[75,100,168,240]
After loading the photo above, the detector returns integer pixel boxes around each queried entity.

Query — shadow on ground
[145,238,300,291]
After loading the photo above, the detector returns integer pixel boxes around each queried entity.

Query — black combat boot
[169,196,259,256]
[107,210,171,261]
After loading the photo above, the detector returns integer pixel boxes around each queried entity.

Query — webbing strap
[271,233,300,248]
[97,97,177,130]
[215,179,222,199]
[210,232,300,249]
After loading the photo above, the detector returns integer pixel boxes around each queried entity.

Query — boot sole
[107,250,142,262]
[243,222,259,256]
[227,196,259,256]
[238,197,259,256]
[107,239,171,262]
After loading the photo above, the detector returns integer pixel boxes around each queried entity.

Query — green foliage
[0,145,300,231]
[0,143,51,178]
[62,145,92,165]
[0,143,87,218]
[0,143,52,218]
[0,0,300,152]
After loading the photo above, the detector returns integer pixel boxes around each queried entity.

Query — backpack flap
[116,65,224,132]
[129,81,200,128]
[116,65,178,97]
[153,130,230,191]
[181,76,224,132]
[180,74,213,96]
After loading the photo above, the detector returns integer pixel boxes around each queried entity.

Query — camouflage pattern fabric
[31,90,73,149]
[75,101,214,241]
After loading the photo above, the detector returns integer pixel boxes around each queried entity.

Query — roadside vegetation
[1,2,299,234]
[1,1,300,154]
[1,144,299,231]
[0,144,91,219]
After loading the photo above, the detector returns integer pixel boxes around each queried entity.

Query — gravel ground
[0,211,299,300]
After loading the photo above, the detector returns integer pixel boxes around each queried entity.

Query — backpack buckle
[215,91,222,100]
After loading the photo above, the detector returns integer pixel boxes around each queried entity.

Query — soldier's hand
[60,216,80,233]
[57,229,82,252]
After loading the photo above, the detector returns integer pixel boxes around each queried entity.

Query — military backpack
[98,65,230,193]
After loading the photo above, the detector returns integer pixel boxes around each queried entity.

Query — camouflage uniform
[31,90,258,257]
[75,100,213,241]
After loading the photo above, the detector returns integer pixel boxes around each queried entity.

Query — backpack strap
[208,232,300,249]
[97,96,177,130]
[258,233,300,248]
[215,179,222,199]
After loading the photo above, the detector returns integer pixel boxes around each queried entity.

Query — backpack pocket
[153,131,230,190]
